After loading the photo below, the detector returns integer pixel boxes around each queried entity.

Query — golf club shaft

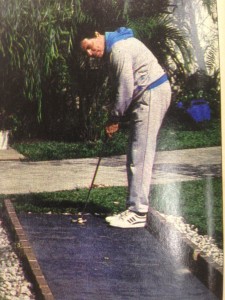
[82,156,102,213]
[81,136,108,215]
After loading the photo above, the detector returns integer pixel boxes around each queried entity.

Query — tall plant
[0,0,86,126]
[202,0,219,74]
[0,0,125,139]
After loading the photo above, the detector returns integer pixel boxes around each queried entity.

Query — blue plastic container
[186,99,211,123]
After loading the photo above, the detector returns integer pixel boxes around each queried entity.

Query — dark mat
[18,213,218,300]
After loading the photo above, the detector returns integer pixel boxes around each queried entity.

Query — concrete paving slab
[0,147,222,194]
[18,213,219,300]
[0,147,25,161]
[153,146,222,184]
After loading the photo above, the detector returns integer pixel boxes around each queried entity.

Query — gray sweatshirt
[109,37,165,119]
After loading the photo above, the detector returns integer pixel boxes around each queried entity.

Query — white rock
[10,290,17,296]
[158,212,223,267]
[0,218,35,300]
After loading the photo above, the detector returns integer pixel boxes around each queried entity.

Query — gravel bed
[0,219,35,300]
[159,212,223,267]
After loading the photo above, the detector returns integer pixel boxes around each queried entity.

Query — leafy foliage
[0,0,210,141]
[0,0,80,115]
[201,0,218,73]
[126,0,172,18]
[128,15,191,82]
[0,0,87,136]
[174,69,220,119]
[202,0,217,22]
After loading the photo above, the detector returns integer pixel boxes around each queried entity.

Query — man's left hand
[105,123,119,138]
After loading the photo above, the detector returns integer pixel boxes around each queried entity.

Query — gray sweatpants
[127,81,171,213]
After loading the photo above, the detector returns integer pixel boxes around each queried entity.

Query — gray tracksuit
[108,37,171,213]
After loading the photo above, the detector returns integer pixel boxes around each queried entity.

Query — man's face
[81,36,105,58]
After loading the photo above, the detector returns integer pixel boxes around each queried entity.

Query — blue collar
[105,27,134,53]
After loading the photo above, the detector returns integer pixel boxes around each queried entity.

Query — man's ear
[95,31,100,37]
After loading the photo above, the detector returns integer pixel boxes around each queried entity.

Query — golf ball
[77,218,87,224]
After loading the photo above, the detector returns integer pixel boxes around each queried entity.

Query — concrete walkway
[0,147,25,161]
[0,146,222,194]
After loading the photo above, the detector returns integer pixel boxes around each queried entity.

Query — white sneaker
[108,210,147,228]
[105,214,118,223]
[105,210,129,223]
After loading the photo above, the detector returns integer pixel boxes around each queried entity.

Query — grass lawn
[12,119,221,161]
[2,177,222,249]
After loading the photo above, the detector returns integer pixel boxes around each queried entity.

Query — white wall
[172,0,219,74]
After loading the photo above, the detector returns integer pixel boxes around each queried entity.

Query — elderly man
[81,27,171,228]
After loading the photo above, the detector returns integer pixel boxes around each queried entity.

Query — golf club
[71,135,109,225]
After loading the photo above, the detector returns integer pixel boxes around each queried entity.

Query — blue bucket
[186,99,211,123]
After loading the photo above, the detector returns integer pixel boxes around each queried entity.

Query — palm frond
[128,15,192,79]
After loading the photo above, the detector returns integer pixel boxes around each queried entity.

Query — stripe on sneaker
[108,210,147,228]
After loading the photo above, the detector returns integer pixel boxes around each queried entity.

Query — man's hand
[105,123,119,138]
